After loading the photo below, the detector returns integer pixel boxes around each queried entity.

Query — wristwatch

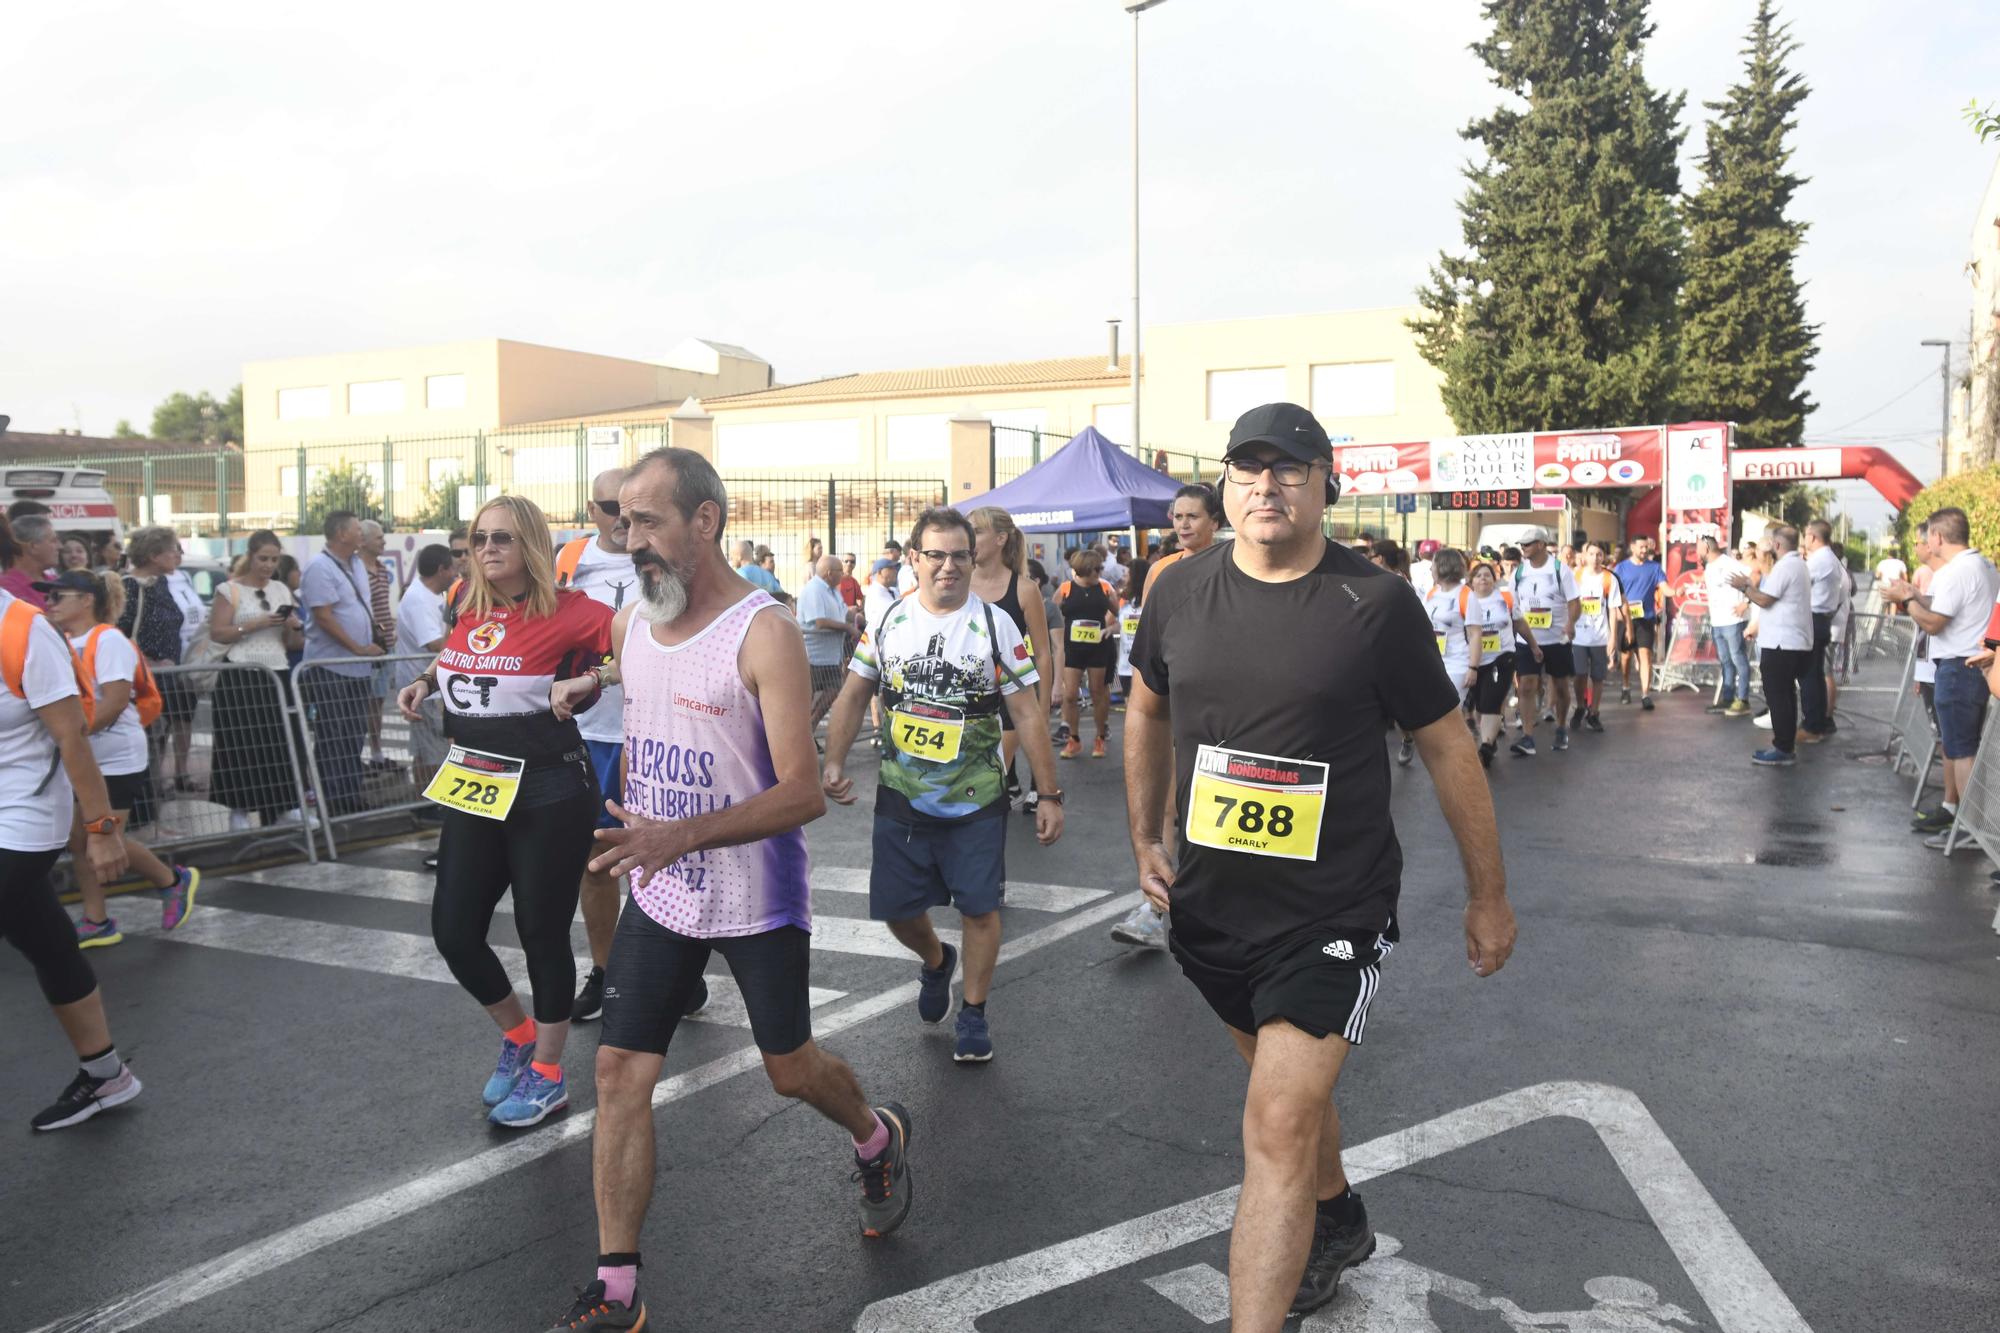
[80,813,119,836]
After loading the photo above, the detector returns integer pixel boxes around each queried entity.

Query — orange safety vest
[1,599,96,727]
[555,537,589,587]
[78,624,163,728]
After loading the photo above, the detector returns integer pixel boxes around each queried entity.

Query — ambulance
[1,464,124,543]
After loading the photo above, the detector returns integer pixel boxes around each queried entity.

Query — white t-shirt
[1410,559,1436,600]
[896,561,918,595]
[1468,589,1518,658]
[393,580,449,693]
[1806,545,1845,615]
[166,568,207,656]
[1568,569,1622,648]
[565,539,637,744]
[1424,584,1473,679]
[72,626,149,777]
[1756,553,1814,651]
[1,593,82,851]
[1703,554,1751,627]
[1925,548,2000,660]
[1512,558,1579,646]
[862,580,899,633]
[1874,557,1907,586]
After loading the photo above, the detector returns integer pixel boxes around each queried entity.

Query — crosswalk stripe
[810,866,1109,914]
[810,914,960,958]
[115,908,845,1028]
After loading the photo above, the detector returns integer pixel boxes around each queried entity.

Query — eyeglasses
[1224,456,1314,487]
[591,499,621,517]
[450,548,468,559]
[917,549,973,566]
[471,530,516,549]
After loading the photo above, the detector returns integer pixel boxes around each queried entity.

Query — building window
[427,455,464,488]
[1206,368,1287,423]
[348,380,406,416]
[717,419,862,469]
[426,374,467,410]
[1311,362,1396,418]
[277,386,332,420]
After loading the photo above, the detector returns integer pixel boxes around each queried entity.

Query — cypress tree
[1678,0,1817,465]
[1412,0,1687,432]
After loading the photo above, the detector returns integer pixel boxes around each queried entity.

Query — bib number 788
[1209,795,1295,839]
[1184,744,1328,861]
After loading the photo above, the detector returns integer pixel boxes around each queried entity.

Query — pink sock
[597,1264,638,1308]
[853,1111,890,1159]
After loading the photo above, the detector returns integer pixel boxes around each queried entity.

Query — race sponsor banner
[1334,427,1663,494]
[1661,422,1732,610]
[1728,447,1843,483]
[1533,428,1663,489]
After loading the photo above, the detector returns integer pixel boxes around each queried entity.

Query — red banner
[1333,428,1663,495]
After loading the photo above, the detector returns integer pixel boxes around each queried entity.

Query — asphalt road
[6,677,1998,1333]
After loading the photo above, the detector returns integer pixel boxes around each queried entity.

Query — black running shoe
[1640,695,1655,711]
[572,967,605,1022]
[1292,1194,1375,1315]
[544,1280,645,1330]
[1570,705,1587,728]
[854,1101,914,1239]
[1478,741,1495,769]
[32,1065,143,1131]
[1584,712,1604,733]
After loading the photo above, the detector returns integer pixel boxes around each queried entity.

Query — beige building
[1945,154,2000,476]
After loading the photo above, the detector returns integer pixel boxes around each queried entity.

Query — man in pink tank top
[542,448,913,1332]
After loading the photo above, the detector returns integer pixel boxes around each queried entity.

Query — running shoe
[1584,712,1604,733]
[1551,728,1569,752]
[75,916,122,949]
[684,974,710,1017]
[31,1064,142,1131]
[1091,737,1107,759]
[1477,741,1495,769]
[1923,831,1955,851]
[572,967,605,1022]
[1019,788,1039,817]
[1705,701,1732,715]
[1570,705,1587,728]
[483,1035,536,1107]
[1620,686,1632,704]
[1726,700,1751,717]
[490,1067,567,1128]
[1292,1194,1375,1316]
[1509,736,1536,757]
[1751,748,1796,766]
[1912,808,1954,833]
[953,1006,993,1063]
[917,941,958,1024]
[854,1101,914,1239]
[1640,695,1655,712]
[160,865,199,932]
[1109,903,1168,949]
[423,853,440,871]
[1797,729,1826,745]
[1754,710,1773,729]
[543,1280,645,1331]
[1395,736,1414,766]
[1060,738,1082,759]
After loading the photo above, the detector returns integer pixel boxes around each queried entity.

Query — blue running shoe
[1751,748,1796,767]
[482,1036,535,1107]
[489,1068,567,1128]
[917,941,957,1025]
[953,1005,993,1063]
[75,916,123,949]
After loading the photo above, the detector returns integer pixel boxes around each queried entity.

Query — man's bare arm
[1123,671,1178,910]
[1411,709,1515,976]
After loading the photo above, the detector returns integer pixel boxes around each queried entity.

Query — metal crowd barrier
[1883,634,1940,809]
[1652,604,1722,697]
[1944,709,2000,859]
[289,653,443,859]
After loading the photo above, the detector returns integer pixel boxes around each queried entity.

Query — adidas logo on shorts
[1322,939,1355,961]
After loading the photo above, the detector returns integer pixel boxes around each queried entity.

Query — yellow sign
[1069,622,1103,645]
[422,745,523,821]
[1581,597,1603,618]
[889,701,965,764]
[1184,744,1328,862]
[1525,609,1554,630]
[1481,631,1504,654]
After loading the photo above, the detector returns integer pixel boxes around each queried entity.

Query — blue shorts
[1931,658,1989,760]
[585,740,624,829]
[869,813,1007,921]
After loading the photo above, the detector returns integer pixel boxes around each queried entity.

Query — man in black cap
[1124,403,1516,1329]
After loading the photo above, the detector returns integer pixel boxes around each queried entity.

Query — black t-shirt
[1130,539,1459,955]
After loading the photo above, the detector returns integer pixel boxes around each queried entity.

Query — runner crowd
[0,401,1983,1331]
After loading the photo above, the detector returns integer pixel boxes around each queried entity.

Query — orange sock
[503,1017,536,1047]
[530,1060,563,1082]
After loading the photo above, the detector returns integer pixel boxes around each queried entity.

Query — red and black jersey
[435,588,613,765]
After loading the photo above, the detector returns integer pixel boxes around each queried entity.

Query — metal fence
[289,654,442,857]
[1883,632,1941,809]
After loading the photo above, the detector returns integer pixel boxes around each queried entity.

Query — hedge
[1897,464,2000,564]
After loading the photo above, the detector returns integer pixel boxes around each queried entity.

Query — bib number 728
[445,776,502,807]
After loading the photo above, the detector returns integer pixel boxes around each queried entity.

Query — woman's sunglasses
[471,530,517,549]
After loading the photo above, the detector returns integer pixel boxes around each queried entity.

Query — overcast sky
[6,0,1996,529]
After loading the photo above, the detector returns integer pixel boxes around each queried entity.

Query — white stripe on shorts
[1343,963,1380,1044]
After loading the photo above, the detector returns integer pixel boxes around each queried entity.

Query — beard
[634,548,694,624]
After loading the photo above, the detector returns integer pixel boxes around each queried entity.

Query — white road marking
[29,890,1145,1333]
[1143,1265,1229,1324]
[812,866,1109,914]
[854,1080,1812,1333]
[120,908,846,1028]
[810,914,959,959]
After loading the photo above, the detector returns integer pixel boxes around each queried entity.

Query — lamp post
[1123,0,1168,460]
[1919,338,1952,478]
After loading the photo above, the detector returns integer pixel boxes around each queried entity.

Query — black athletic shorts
[1516,642,1573,677]
[600,900,814,1056]
[102,770,150,813]
[1624,619,1657,651]
[1168,916,1395,1044]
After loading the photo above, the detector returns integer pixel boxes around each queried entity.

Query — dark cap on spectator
[1224,403,1332,464]
[33,569,95,595]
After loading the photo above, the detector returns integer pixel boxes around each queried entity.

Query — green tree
[149,384,244,443]
[1967,100,2000,142]
[1899,464,2000,564]
[112,418,141,439]
[1677,1,1818,515]
[1412,0,1687,433]
[298,464,378,537]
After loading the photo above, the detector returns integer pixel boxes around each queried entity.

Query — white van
[2,465,124,543]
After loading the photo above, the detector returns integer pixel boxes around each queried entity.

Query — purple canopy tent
[953,427,1182,532]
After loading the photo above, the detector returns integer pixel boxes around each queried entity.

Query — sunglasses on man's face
[450,548,468,559]
[592,499,621,517]
[471,530,516,549]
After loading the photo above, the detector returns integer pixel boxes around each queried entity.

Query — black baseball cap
[1224,402,1332,464]
[32,569,97,596]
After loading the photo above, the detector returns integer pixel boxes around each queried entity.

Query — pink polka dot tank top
[621,590,811,938]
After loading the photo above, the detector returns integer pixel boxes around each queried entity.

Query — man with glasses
[821,508,1065,1064]
[1125,403,1514,1329]
[448,528,469,578]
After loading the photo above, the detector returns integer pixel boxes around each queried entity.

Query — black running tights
[1,847,98,1007]
[431,788,598,1024]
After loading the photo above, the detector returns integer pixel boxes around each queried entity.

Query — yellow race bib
[889,701,965,764]
[1435,633,1448,654]
[422,745,523,821]
[1481,631,1503,653]
[1069,621,1103,645]
[1525,609,1554,630]
[1581,597,1603,617]
[1120,612,1142,637]
[1627,602,1646,619]
[1185,744,1328,862]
